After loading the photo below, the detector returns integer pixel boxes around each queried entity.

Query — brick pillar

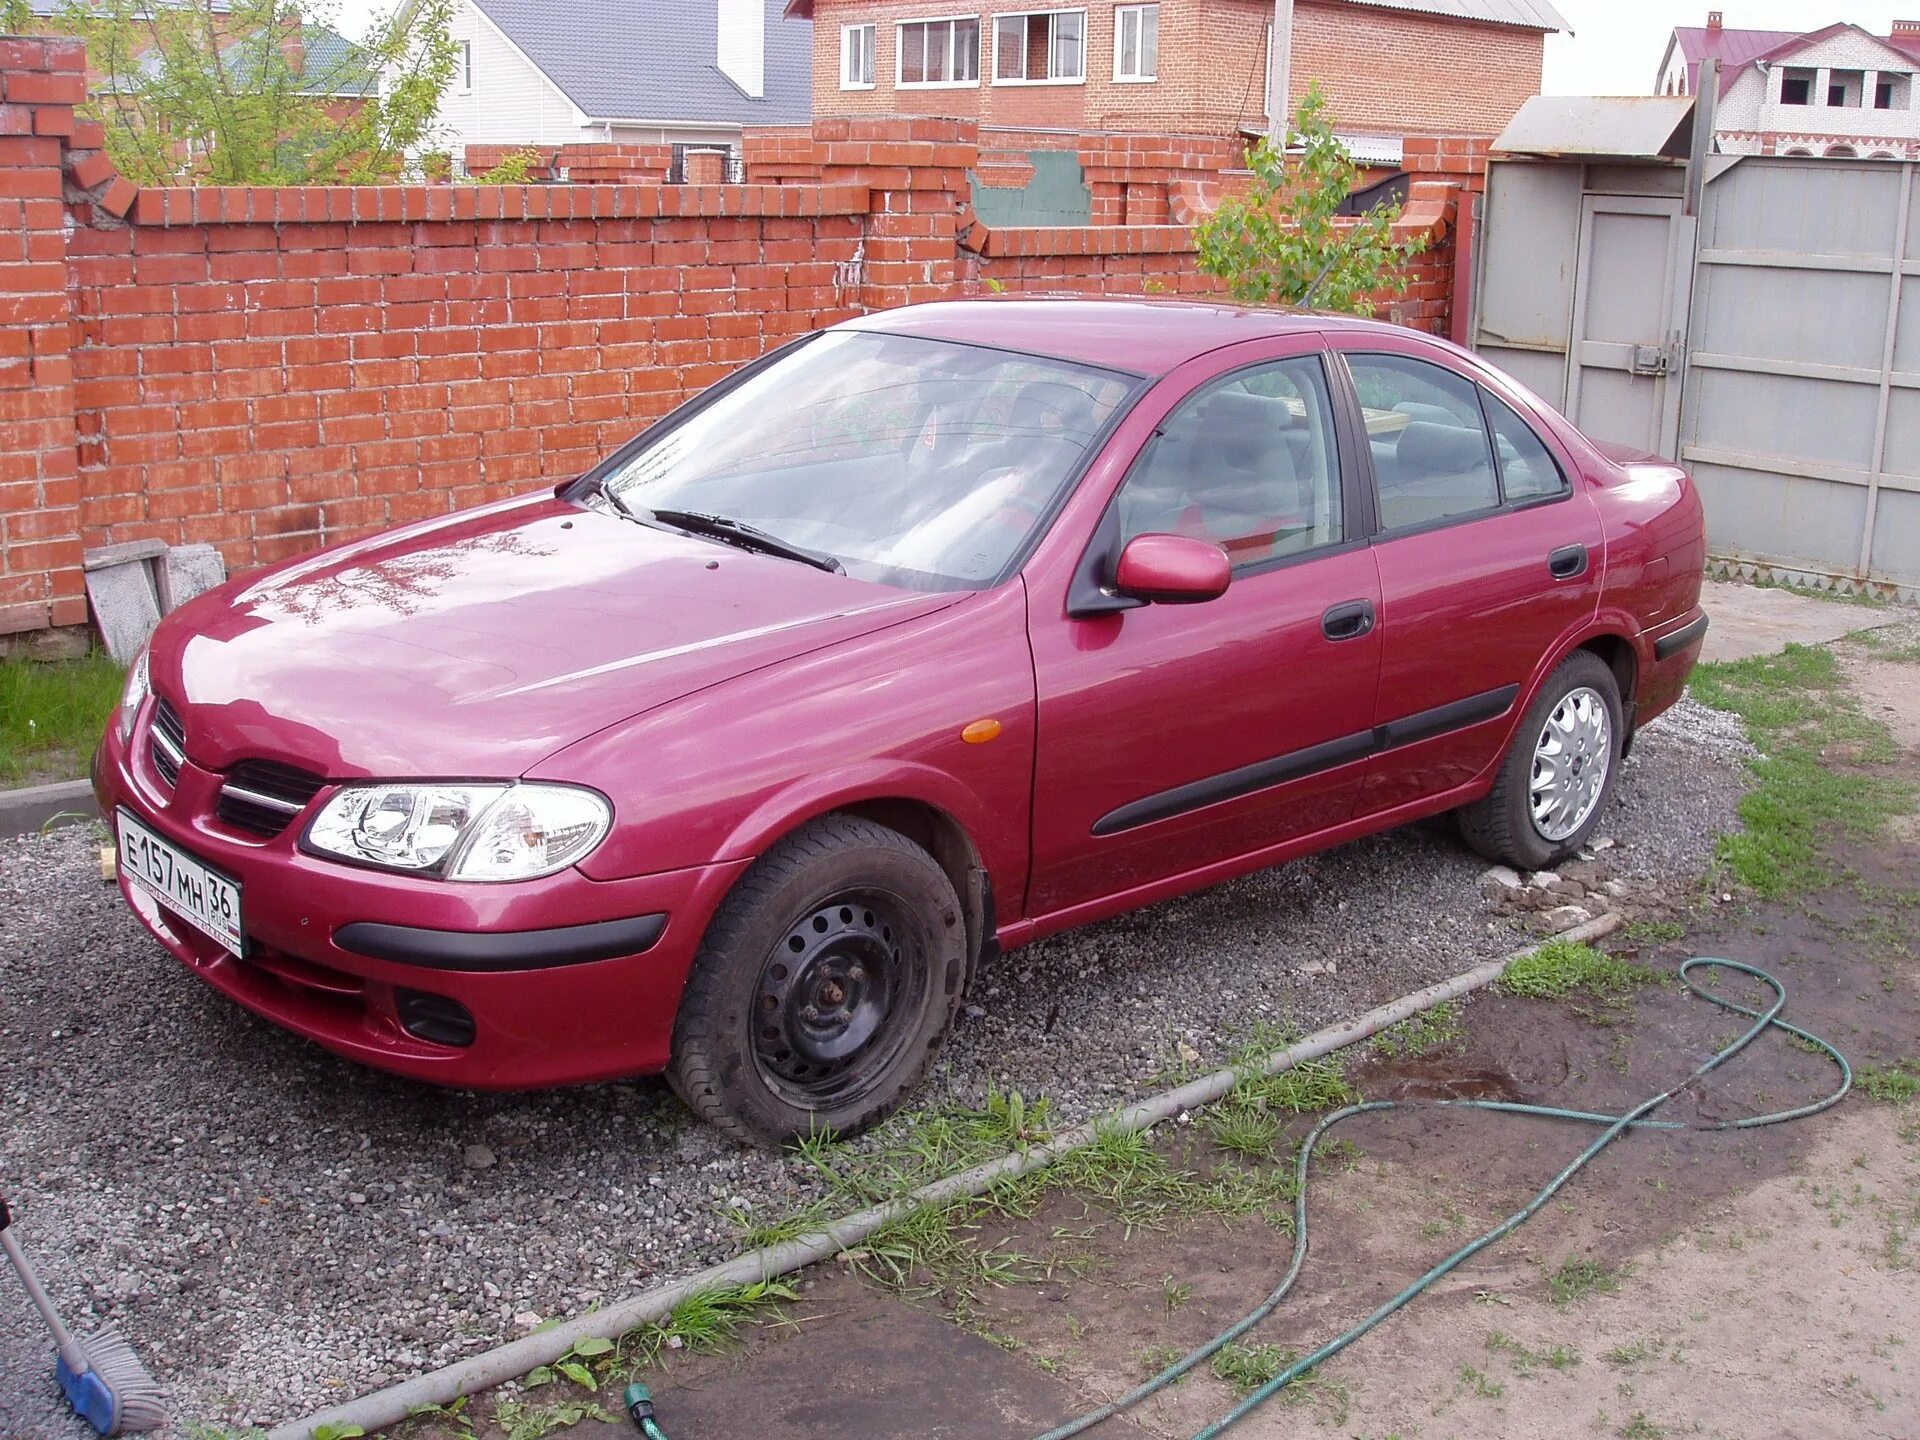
[815,117,977,311]
[0,36,87,636]
[683,148,727,184]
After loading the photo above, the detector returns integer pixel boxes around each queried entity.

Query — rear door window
[1346,354,1500,531]
[1482,389,1568,503]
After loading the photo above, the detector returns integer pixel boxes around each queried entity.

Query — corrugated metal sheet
[1492,96,1695,160]
[1335,132,1404,166]
[1340,0,1570,34]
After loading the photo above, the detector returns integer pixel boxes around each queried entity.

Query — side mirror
[1113,533,1231,605]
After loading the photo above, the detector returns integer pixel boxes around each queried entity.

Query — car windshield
[597,330,1136,590]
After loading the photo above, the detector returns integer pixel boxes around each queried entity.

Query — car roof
[837,298,1396,378]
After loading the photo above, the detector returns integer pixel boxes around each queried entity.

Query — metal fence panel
[1682,157,1917,599]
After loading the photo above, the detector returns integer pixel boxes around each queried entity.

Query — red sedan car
[95,300,1707,1144]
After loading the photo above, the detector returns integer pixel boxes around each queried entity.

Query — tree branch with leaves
[1195,83,1429,316]
[48,0,456,185]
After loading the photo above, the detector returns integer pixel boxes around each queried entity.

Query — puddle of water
[1361,1056,1524,1102]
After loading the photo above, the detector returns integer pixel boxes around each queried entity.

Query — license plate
[117,810,245,958]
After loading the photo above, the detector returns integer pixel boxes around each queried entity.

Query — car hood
[153,495,959,778]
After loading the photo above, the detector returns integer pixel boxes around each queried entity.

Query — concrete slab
[1698,579,1898,664]
[158,542,227,612]
[561,1279,1084,1440]
[82,560,160,662]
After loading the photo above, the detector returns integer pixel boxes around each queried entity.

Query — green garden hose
[1035,957,1853,1440]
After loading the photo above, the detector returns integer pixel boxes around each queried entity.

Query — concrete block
[82,538,167,572]
[158,543,226,613]
[84,560,160,662]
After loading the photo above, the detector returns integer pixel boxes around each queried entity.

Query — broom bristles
[79,1325,168,1434]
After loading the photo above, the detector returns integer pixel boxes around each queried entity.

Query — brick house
[787,0,1564,158]
[1658,9,1920,159]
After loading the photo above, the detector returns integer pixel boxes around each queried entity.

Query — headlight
[305,782,612,882]
[117,648,151,741]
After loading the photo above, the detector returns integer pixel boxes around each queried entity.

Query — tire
[667,815,969,1147]
[1457,650,1623,872]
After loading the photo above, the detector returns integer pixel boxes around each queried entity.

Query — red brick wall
[1291,3,1543,138]
[808,0,1545,139]
[0,36,88,635]
[0,42,1468,638]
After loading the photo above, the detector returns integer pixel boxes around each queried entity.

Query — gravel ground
[0,697,1750,1437]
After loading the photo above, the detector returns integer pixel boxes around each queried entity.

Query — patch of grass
[1621,918,1686,947]
[1210,1342,1349,1419]
[1689,644,1912,897]
[492,1398,618,1440]
[619,1279,797,1370]
[1857,1062,1920,1103]
[1602,1337,1663,1367]
[1499,940,1659,1003]
[1204,1100,1281,1158]
[1457,1363,1504,1398]
[1547,1255,1627,1305]
[0,650,123,786]
[1371,999,1465,1059]
[1162,1276,1193,1312]
[1486,1330,1579,1372]
[1617,1413,1669,1440]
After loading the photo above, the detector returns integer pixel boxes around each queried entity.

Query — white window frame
[991,8,1086,86]
[896,15,982,89]
[456,38,473,94]
[840,23,876,89]
[1112,2,1156,82]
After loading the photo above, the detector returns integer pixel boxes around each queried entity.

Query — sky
[1542,1,1920,95]
[323,0,1920,97]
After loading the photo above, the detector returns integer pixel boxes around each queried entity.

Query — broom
[0,1192,167,1435]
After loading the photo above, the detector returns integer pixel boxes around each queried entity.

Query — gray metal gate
[1472,151,1920,601]
[1682,156,1920,598]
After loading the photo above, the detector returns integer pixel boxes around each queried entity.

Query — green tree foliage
[51,0,456,184]
[1195,83,1429,315]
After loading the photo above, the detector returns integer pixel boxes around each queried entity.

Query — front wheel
[668,815,968,1146]
[1457,651,1622,872]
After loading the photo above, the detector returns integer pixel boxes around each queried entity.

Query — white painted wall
[433,0,588,150]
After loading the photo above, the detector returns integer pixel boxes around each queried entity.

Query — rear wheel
[1457,650,1622,872]
[668,815,968,1146]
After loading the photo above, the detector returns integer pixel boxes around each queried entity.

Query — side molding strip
[1091,683,1522,837]
[1653,612,1710,662]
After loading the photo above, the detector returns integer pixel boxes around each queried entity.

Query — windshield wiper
[623,503,844,574]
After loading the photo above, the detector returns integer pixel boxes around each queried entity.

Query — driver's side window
[1114,356,1344,569]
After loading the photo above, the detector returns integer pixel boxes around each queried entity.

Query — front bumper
[95,711,748,1089]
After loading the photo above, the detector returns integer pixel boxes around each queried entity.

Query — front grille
[149,700,186,788]
[216,759,326,838]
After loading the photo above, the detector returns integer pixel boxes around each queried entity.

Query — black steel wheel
[668,815,968,1146]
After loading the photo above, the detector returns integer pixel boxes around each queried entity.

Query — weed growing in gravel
[1371,1000,1465,1059]
[1857,1061,1920,1103]
[1689,644,1912,896]
[1616,1413,1669,1440]
[1499,941,1659,1004]
[1547,1255,1627,1305]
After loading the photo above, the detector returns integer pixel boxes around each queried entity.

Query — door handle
[1548,544,1589,580]
[1321,599,1375,642]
